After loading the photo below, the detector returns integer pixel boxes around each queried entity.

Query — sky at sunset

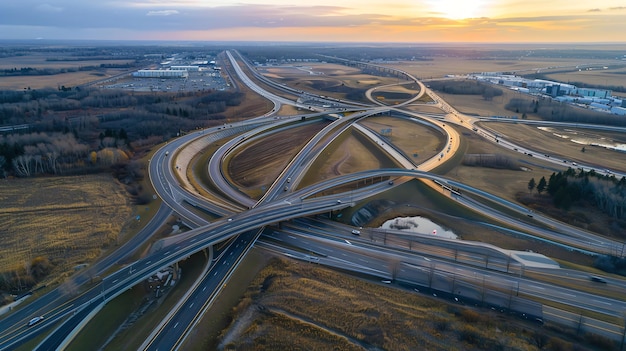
[1,0,626,43]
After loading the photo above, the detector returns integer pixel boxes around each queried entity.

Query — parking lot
[102,69,230,93]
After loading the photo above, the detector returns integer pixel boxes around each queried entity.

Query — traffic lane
[34,300,100,351]
[266,231,626,320]
[146,231,257,351]
[262,230,393,270]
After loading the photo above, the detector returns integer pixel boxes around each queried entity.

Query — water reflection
[380,216,457,239]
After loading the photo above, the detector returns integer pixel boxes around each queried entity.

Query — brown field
[370,83,421,103]
[227,120,330,195]
[259,63,400,100]
[0,174,132,287]
[387,57,620,79]
[403,103,446,114]
[299,128,399,189]
[274,104,302,116]
[225,114,438,197]
[0,70,130,90]
[0,54,134,69]
[443,124,567,202]
[212,256,601,351]
[263,63,363,78]
[359,115,443,163]
[435,86,532,117]
[482,123,626,174]
[0,53,135,90]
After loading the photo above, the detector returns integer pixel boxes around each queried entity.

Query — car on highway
[590,276,607,284]
[27,316,44,327]
[351,229,361,235]
[381,279,392,284]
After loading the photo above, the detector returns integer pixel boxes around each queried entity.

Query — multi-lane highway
[3,48,626,350]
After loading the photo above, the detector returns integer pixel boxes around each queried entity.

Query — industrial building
[470,72,624,117]
[132,70,189,78]
[170,66,200,71]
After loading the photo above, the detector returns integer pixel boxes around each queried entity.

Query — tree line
[0,86,246,178]
[462,153,520,170]
[0,256,53,296]
[528,168,626,218]
[0,65,128,77]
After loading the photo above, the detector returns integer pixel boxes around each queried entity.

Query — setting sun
[427,0,489,19]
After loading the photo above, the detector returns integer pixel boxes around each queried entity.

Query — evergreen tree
[528,178,536,194]
[537,176,547,194]
[554,187,573,210]
[547,172,557,195]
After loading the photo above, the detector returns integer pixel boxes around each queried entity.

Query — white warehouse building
[133,70,189,78]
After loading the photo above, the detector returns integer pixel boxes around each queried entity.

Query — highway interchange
[2,50,626,350]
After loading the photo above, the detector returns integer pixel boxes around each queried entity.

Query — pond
[379,216,457,239]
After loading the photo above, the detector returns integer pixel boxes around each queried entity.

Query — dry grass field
[226,121,330,197]
[0,71,127,90]
[0,174,132,288]
[0,54,134,70]
[226,115,431,198]
[370,83,421,104]
[299,128,399,189]
[443,125,566,201]
[386,57,621,79]
[435,87,531,117]
[482,123,626,173]
[359,115,443,164]
[215,256,599,351]
[259,63,400,100]
[0,54,135,90]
